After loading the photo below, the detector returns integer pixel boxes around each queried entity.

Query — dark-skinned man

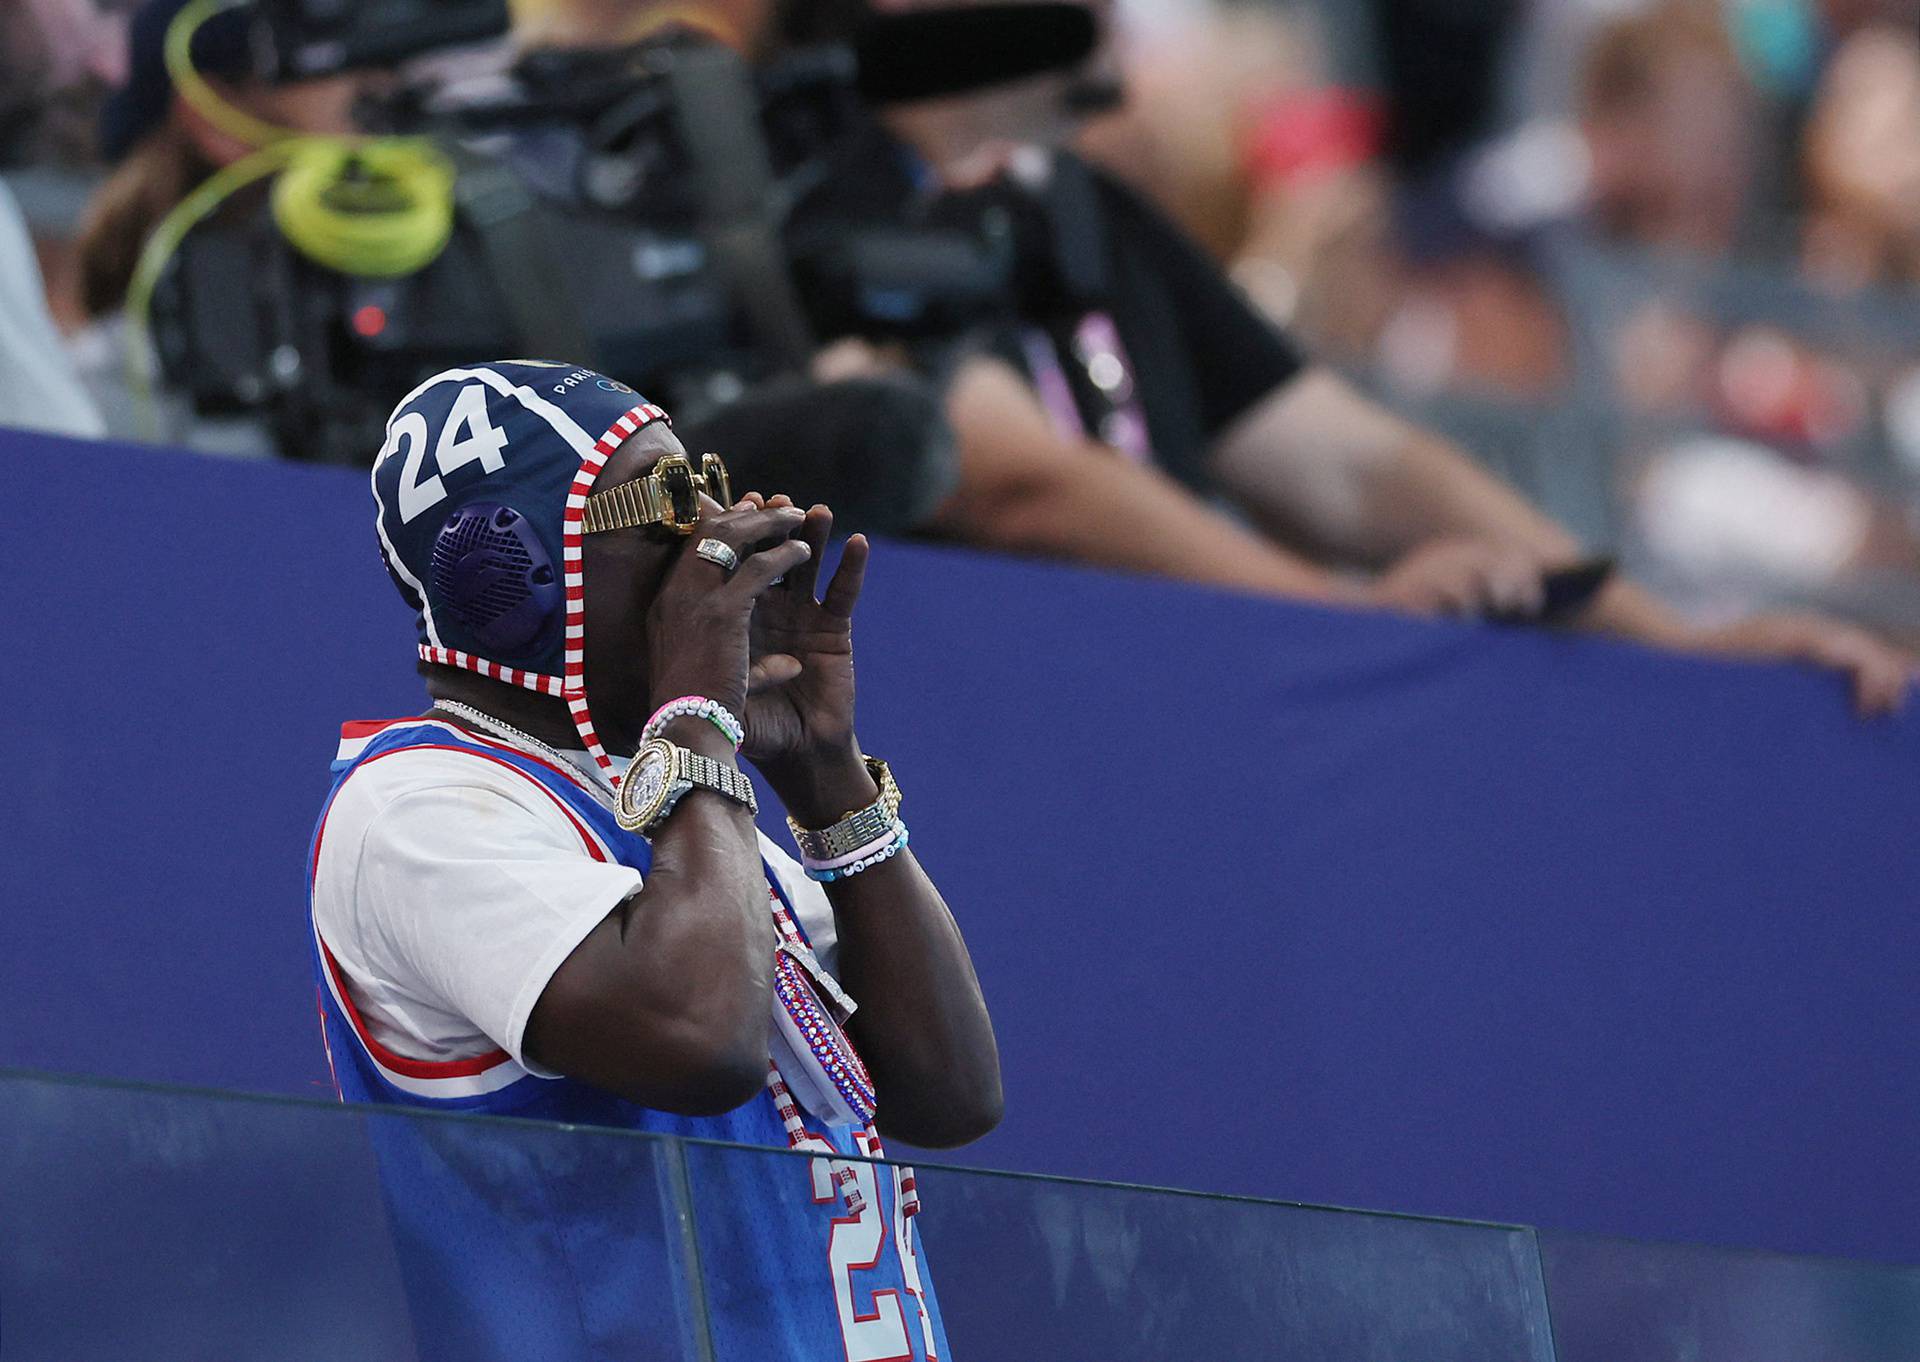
[309,360,998,1362]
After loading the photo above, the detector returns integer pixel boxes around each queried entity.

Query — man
[309,359,1000,1360]
[781,0,1916,715]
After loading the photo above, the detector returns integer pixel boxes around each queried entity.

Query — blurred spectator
[508,0,768,49]
[0,181,106,438]
[75,0,361,320]
[1579,4,1758,256]
[1,0,128,170]
[57,0,365,453]
[1633,434,1920,596]
[1801,22,1920,291]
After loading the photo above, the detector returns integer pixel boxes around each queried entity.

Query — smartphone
[1492,557,1616,625]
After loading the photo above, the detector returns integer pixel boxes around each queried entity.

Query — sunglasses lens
[702,454,732,509]
[662,462,699,527]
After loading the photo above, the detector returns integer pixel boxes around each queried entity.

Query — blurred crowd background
[1094,0,1920,635]
[6,0,1920,642]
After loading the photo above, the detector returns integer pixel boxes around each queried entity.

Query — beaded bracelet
[643,695,744,749]
[805,823,909,882]
[803,820,904,872]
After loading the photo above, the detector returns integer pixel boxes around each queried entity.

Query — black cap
[99,0,253,163]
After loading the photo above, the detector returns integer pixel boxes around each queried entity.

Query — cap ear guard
[429,503,563,659]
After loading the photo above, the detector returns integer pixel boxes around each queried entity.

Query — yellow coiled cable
[270,138,455,278]
[128,0,457,434]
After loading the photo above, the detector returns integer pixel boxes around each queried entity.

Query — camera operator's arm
[933,356,1360,602]
[938,358,1603,618]
[743,500,1003,1150]
[1213,367,1916,713]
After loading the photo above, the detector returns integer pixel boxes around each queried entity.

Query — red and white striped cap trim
[414,648,569,697]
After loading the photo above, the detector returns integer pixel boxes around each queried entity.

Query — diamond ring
[694,537,740,573]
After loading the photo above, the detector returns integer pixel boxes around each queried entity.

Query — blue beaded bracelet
[805,824,910,882]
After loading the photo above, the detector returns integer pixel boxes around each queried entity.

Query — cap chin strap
[418,401,673,786]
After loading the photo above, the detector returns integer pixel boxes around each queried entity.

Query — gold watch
[787,757,901,861]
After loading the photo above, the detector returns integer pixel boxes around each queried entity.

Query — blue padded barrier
[3,428,1918,1263]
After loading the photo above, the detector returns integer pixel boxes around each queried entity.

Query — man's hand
[736,492,1002,1148]
[739,496,879,825]
[1366,538,1558,619]
[1697,611,1918,717]
[646,501,812,718]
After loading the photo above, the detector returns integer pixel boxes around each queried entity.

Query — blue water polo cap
[371,359,671,776]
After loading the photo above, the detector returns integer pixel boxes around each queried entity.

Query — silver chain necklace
[430,701,616,805]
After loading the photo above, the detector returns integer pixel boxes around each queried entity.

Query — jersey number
[796,1131,936,1362]
[388,383,511,523]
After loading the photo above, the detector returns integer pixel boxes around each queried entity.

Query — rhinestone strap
[681,748,759,815]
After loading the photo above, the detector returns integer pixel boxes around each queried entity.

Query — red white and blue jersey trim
[304,717,951,1362]
[310,718,613,1104]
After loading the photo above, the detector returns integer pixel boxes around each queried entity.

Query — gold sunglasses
[581,453,733,537]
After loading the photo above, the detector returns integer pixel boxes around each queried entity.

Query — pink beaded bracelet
[643,695,744,749]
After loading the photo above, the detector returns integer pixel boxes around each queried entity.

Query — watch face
[617,743,674,831]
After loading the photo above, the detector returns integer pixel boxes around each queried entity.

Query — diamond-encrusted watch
[614,738,758,834]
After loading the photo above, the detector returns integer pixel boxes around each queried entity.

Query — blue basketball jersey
[309,718,948,1361]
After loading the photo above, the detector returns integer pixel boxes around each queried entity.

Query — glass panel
[0,1071,702,1362]
[680,1137,1557,1362]
[1541,1230,1920,1362]
[27,1068,1920,1362]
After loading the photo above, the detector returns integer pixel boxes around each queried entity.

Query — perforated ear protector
[430,503,563,657]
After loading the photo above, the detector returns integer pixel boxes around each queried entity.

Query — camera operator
[778,0,1917,716]
[80,0,963,540]
[483,8,965,533]
[68,0,367,454]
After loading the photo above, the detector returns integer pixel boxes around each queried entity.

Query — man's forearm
[523,719,779,1110]
[1313,426,1700,642]
[1214,370,1575,565]
[936,357,1359,604]
[936,452,1359,599]
[1213,368,1700,641]
[827,849,1003,1149]
[768,749,1002,1150]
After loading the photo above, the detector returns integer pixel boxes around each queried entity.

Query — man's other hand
[1367,538,1557,620]
[1699,611,1918,717]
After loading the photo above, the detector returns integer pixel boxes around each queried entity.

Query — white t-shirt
[311,726,838,1074]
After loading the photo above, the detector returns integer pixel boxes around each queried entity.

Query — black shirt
[1044,155,1308,487]
[794,126,1308,491]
